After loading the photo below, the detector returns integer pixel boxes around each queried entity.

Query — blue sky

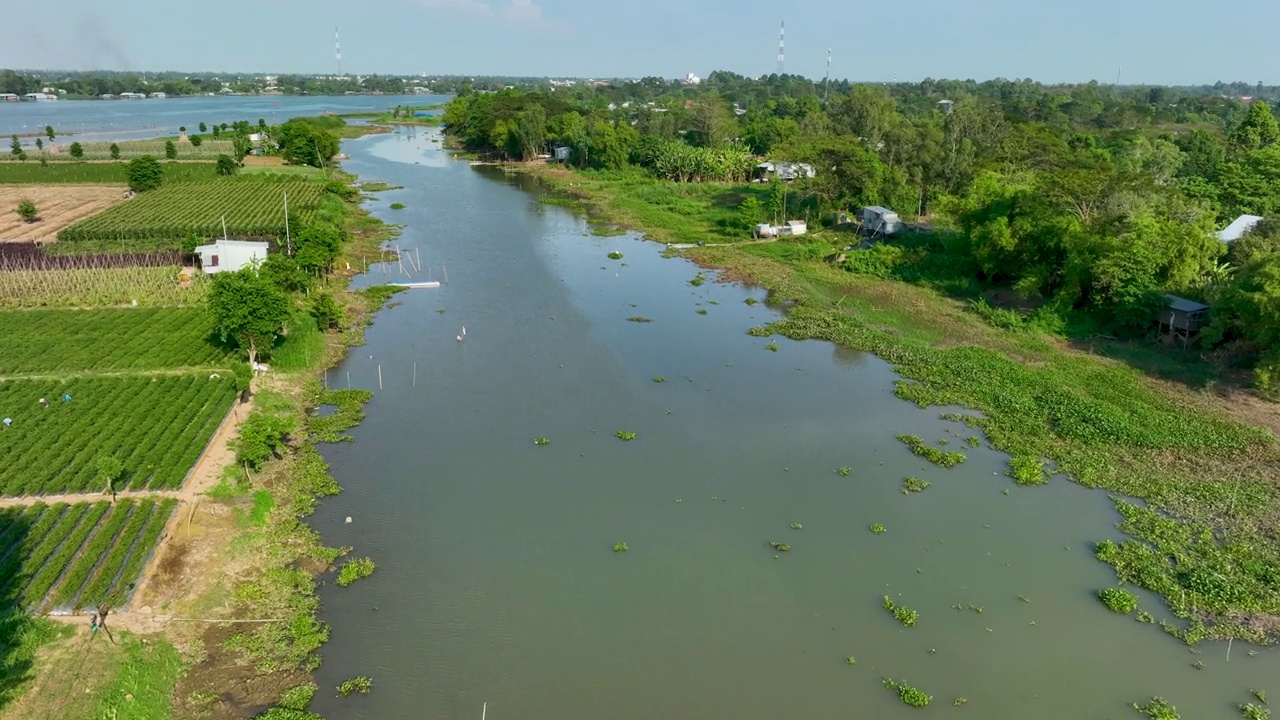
[2,0,1277,85]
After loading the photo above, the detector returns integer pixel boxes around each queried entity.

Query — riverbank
[516,161,1280,644]
[0,167,400,720]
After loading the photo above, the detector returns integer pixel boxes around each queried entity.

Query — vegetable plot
[57,179,324,244]
[0,307,232,374]
[0,499,178,611]
[0,375,236,495]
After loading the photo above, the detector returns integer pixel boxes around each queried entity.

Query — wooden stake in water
[416,247,422,274]
[324,368,328,389]
[482,702,487,720]
[378,364,383,390]
[347,371,351,389]
[1227,637,1233,662]
[413,362,417,387]
[443,264,449,284]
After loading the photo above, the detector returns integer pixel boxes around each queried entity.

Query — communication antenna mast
[1115,63,1122,86]
[776,21,785,75]
[335,27,343,77]
[823,48,832,103]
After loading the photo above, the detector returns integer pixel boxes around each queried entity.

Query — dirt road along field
[0,184,129,242]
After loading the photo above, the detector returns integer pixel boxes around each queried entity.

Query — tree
[1229,100,1280,153]
[8,135,19,156]
[14,199,37,223]
[190,134,203,147]
[1229,218,1280,267]
[44,125,54,141]
[164,140,177,159]
[311,293,344,329]
[258,118,267,130]
[1204,254,1280,395]
[34,138,42,152]
[198,122,207,133]
[212,126,221,138]
[109,143,120,160]
[179,126,186,134]
[277,119,339,167]
[126,155,164,192]
[95,455,124,497]
[215,154,238,176]
[69,142,84,159]
[208,268,291,367]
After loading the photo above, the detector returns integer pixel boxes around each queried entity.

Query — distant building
[937,99,955,114]
[553,146,572,162]
[194,239,270,275]
[119,92,147,99]
[149,92,167,99]
[755,161,815,182]
[0,93,18,102]
[1158,295,1209,347]
[778,220,808,236]
[100,93,115,100]
[684,73,701,85]
[21,93,57,101]
[1215,214,1264,243]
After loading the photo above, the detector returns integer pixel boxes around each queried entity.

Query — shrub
[215,154,239,176]
[1099,587,1139,615]
[311,293,344,330]
[126,155,164,192]
[165,139,177,159]
[69,142,84,159]
[190,134,204,147]
[14,199,37,223]
[109,143,120,160]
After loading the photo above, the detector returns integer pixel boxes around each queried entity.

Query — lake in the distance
[0,94,446,142]
[302,128,1280,720]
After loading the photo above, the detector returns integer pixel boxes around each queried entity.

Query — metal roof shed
[1215,214,1264,243]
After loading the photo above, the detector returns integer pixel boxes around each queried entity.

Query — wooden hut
[1158,295,1209,347]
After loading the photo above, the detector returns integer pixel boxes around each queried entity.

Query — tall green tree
[1228,101,1280,153]
[8,135,19,156]
[208,267,291,367]
[164,140,177,159]
[126,155,164,192]
[69,142,84,159]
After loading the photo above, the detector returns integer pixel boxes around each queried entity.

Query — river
[300,130,1276,720]
[0,94,446,142]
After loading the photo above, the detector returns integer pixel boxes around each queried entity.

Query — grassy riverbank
[0,167,400,719]
[519,161,1280,644]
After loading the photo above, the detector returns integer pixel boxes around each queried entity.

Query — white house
[860,206,903,236]
[194,239,269,274]
[1216,214,1264,243]
[778,220,808,236]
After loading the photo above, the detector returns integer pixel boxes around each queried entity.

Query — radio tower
[776,21,785,75]
[334,27,343,77]
[822,48,832,103]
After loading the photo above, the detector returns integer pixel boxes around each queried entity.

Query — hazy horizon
[2,0,1277,86]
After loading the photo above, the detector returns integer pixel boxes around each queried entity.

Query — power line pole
[823,48,832,103]
[335,27,343,77]
[776,21,785,75]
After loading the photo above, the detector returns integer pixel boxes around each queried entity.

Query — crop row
[57,180,323,243]
[0,374,236,496]
[0,499,176,611]
[0,265,209,310]
[0,307,232,374]
[0,162,219,185]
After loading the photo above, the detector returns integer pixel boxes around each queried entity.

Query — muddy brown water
[308,128,1278,720]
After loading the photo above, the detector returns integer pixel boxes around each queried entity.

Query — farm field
[0,307,232,374]
[52,138,237,161]
[0,185,130,242]
[0,498,178,612]
[0,374,237,495]
[57,178,324,244]
[0,161,218,185]
[0,265,207,309]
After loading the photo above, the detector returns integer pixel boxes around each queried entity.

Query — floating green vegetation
[360,182,402,191]
[1008,455,1048,485]
[883,596,919,627]
[653,376,666,383]
[613,542,629,553]
[747,325,772,337]
[765,343,779,352]
[896,434,967,468]
[591,225,626,237]
[533,437,550,446]
[690,272,706,287]
[607,251,624,260]
[745,297,759,305]
[769,541,792,552]
[1018,595,1031,603]
[626,316,653,323]
[1242,703,1271,720]
[1136,609,1156,623]
[966,436,982,447]
[883,678,931,708]
[790,523,803,530]
[335,557,376,587]
[337,676,373,697]
[953,697,968,707]
[1254,690,1268,704]
[838,466,852,477]
[696,308,708,315]
[902,476,931,494]
[1098,587,1139,615]
[615,431,636,441]
[388,202,405,210]
[437,307,446,313]
[938,438,950,445]
[870,523,887,534]
[845,656,857,665]
[968,604,985,614]
[1132,697,1180,720]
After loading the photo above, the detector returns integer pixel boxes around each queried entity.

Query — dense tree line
[442,75,1280,394]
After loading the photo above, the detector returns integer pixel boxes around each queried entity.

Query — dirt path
[0,489,181,508]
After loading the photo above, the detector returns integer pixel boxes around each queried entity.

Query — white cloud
[421,0,550,28]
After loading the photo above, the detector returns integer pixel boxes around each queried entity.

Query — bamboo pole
[378,365,382,390]
[413,362,416,387]
[443,264,449,284]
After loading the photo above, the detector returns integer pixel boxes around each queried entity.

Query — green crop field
[0,308,232,374]
[0,499,178,612]
[0,162,218,184]
[0,266,209,309]
[0,375,236,495]
[57,178,324,244]
[65,139,237,161]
